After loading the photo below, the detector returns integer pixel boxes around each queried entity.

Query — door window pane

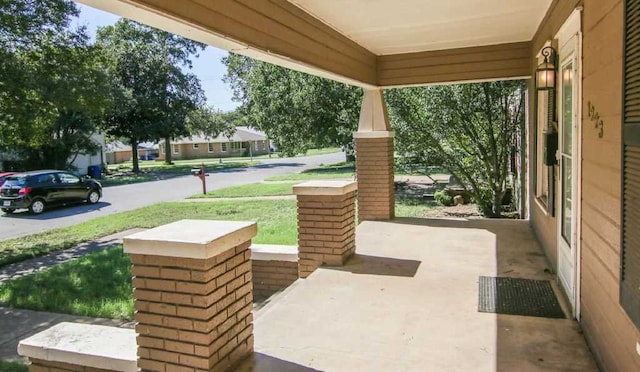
[561,156,573,246]
[562,62,573,155]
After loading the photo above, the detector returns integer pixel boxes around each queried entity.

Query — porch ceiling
[288,0,553,55]
[75,0,544,87]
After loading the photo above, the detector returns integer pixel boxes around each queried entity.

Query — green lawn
[395,196,439,218]
[101,161,256,187]
[0,199,296,319]
[0,361,28,372]
[0,248,134,319]
[266,162,355,181]
[108,147,341,171]
[188,182,297,199]
[0,199,297,268]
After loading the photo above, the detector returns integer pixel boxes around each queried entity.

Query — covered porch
[56,0,640,370]
[242,218,596,371]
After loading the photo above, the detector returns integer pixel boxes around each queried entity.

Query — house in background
[157,126,269,160]
[105,141,159,164]
[70,133,106,175]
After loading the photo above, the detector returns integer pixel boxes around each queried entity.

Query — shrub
[434,190,453,206]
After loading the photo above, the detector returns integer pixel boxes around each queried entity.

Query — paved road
[0,152,345,241]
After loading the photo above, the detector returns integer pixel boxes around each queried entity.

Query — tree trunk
[131,139,140,173]
[492,190,504,218]
[164,137,172,165]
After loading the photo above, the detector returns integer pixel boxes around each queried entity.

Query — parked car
[0,172,18,188]
[0,170,102,214]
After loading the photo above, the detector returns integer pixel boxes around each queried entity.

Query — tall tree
[21,30,110,169]
[0,0,109,169]
[223,54,361,157]
[97,20,205,171]
[186,106,235,139]
[386,81,526,217]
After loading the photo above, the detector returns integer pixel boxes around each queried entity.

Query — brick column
[354,132,395,221]
[293,181,357,278]
[123,220,257,372]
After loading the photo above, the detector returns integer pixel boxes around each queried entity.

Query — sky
[71,3,240,112]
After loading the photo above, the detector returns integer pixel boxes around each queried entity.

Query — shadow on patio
[241,217,598,371]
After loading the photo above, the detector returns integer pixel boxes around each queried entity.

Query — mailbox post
[191,162,208,195]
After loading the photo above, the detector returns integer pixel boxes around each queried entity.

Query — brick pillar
[123,220,257,372]
[293,181,357,278]
[354,132,395,221]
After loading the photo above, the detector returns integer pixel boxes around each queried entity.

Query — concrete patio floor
[239,218,598,371]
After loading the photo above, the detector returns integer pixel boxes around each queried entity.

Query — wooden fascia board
[376,41,533,87]
[76,0,378,88]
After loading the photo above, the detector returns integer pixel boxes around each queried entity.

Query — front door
[557,35,579,312]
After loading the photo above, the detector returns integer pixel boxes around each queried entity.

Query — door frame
[555,8,583,319]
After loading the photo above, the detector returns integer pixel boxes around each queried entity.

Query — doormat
[478,276,566,319]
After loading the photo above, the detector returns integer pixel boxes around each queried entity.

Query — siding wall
[530,0,640,369]
[580,0,640,370]
[378,42,531,87]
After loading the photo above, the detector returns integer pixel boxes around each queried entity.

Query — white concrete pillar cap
[293,180,357,196]
[123,219,257,259]
[18,322,137,372]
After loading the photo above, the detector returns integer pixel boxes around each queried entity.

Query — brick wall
[355,136,394,221]
[252,260,298,299]
[295,185,357,278]
[130,241,253,371]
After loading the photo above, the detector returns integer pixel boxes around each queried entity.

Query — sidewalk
[0,229,144,283]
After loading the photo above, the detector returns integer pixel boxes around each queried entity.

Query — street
[0,152,345,241]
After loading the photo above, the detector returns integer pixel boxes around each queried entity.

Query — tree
[385,81,525,217]
[97,20,205,171]
[223,54,361,157]
[20,30,111,169]
[186,106,235,139]
[0,1,110,169]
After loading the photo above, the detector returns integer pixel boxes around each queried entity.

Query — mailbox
[543,131,558,166]
[191,168,202,176]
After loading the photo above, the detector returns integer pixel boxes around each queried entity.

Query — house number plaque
[587,101,604,138]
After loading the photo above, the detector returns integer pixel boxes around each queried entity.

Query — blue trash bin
[87,165,102,179]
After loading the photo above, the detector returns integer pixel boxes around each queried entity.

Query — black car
[0,170,102,214]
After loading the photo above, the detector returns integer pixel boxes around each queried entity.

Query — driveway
[0,152,345,241]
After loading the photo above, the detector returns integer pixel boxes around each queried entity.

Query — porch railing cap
[123,219,257,259]
[293,180,357,196]
[18,322,137,372]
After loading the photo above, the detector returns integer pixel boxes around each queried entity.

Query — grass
[266,162,355,181]
[394,196,439,218]
[0,199,297,319]
[188,182,297,199]
[99,173,157,187]
[101,161,256,187]
[0,199,297,268]
[0,248,134,319]
[0,361,28,372]
[108,147,341,171]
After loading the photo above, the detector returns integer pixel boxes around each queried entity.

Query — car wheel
[1,208,13,214]
[87,190,100,204]
[29,198,45,214]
